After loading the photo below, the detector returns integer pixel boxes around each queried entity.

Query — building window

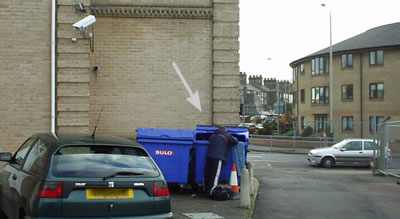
[341,54,353,68]
[369,83,384,99]
[341,85,353,100]
[292,66,298,80]
[293,91,297,104]
[300,63,305,74]
[301,89,305,103]
[341,116,354,131]
[370,116,385,131]
[314,115,327,133]
[311,57,329,75]
[311,86,329,104]
[369,50,384,65]
[301,116,305,129]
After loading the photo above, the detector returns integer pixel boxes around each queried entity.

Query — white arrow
[172,62,202,112]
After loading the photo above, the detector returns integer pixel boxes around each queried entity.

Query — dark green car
[0,133,172,219]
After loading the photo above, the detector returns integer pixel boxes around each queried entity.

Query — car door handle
[359,152,363,153]
[12,174,17,180]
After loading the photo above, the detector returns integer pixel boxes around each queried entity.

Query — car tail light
[38,182,63,198]
[153,181,169,196]
[388,148,392,156]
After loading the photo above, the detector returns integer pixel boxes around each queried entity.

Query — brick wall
[0,0,241,151]
[89,17,213,137]
[0,0,51,152]
[92,0,212,7]
[56,0,91,134]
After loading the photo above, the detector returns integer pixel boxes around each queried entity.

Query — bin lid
[137,128,193,141]
[227,127,249,133]
[195,125,218,131]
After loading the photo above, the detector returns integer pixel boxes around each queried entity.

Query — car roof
[343,138,374,141]
[32,133,142,151]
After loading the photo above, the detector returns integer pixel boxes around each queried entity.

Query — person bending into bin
[204,126,238,197]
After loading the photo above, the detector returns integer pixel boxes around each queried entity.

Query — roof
[241,83,272,92]
[290,22,400,66]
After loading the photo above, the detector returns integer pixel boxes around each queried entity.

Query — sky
[239,0,400,81]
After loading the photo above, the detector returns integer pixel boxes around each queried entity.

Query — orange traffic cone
[230,163,240,200]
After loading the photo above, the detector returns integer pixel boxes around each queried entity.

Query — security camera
[93,65,100,72]
[73,15,96,30]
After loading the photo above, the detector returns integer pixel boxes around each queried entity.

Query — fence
[249,135,344,152]
[293,120,382,139]
[375,121,400,177]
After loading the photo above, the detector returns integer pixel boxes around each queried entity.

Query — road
[248,152,400,219]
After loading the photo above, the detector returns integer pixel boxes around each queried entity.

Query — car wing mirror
[340,148,346,152]
[0,152,12,162]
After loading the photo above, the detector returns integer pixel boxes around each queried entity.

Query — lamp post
[276,80,280,134]
[322,3,334,137]
[242,85,247,123]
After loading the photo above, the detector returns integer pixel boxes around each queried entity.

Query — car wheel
[19,209,25,219]
[321,157,334,168]
[0,210,7,219]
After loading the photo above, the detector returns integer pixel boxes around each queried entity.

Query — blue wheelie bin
[227,127,249,156]
[136,128,193,185]
[193,126,217,184]
[193,125,249,185]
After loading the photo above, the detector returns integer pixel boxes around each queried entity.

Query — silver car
[308,139,389,168]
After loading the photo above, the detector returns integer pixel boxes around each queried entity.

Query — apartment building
[290,22,400,139]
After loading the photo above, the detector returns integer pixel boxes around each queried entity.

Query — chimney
[240,72,247,85]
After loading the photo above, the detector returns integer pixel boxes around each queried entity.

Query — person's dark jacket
[206,129,239,161]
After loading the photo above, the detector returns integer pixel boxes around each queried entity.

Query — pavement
[170,175,259,219]
[168,144,398,219]
[168,144,302,219]
[167,144,283,219]
[249,144,309,154]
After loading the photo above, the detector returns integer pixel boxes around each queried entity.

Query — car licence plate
[86,188,134,199]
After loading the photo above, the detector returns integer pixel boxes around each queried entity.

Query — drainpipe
[51,0,56,133]
[360,52,363,138]
[297,68,299,132]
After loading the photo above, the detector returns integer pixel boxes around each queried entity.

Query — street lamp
[322,3,334,137]
[242,85,247,123]
[276,80,280,134]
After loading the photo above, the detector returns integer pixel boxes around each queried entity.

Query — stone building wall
[0,0,52,151]
[212,0,240,126]
[0,0,240,150]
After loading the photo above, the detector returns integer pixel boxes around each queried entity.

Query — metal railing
[249,135,344,152]
[375,121,400,177]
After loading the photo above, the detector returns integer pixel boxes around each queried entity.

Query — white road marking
[252,162,272,167]
[249,159,288,163]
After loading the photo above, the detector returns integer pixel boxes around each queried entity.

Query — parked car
[238,123,249,128]
[0,133,173,219]
[308,139,392,168]
[239,123,257,134]
[247,124,257,134]
[256,123,264,129]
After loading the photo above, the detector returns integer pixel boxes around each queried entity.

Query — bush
[282,128,295,136]
[258,127,272,135]
[301,126,313,137]
[264,121,277,130]
[253,129,259,135]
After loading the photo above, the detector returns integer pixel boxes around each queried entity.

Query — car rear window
[52,146,160,178]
